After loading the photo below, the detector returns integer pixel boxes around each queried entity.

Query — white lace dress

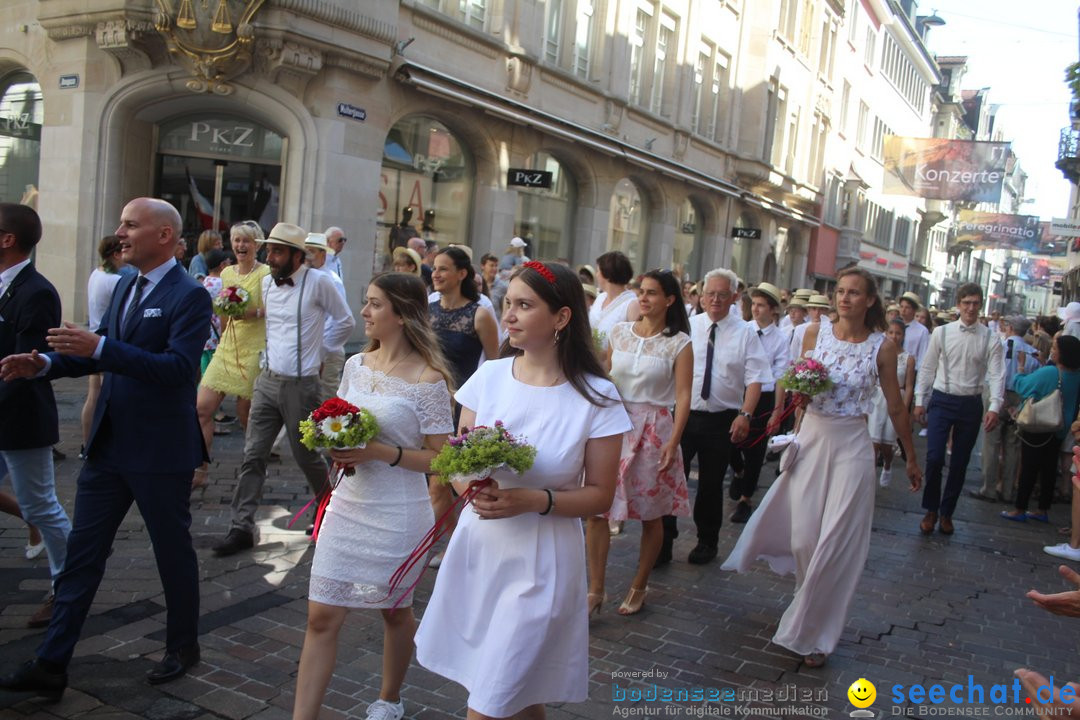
[722,322,884,656]
[868,350,910,443]
[309,354,454,608]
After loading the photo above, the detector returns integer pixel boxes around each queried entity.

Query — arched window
[515,151,575,260]
[731,211,757,281]
[0,71,43,205]
[380,116,472,256]
[607,178,646,270]
[674,198,703,280]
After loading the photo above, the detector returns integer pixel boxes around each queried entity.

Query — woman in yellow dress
[194,221,271,487]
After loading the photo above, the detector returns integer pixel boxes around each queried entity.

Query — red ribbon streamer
[287,465,346,541]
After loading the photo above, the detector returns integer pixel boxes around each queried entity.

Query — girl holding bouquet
[414,261,632,720]
[293,273,455,720]
[586,269,692,616]
[195,221,270,487]
[722,268,923,668]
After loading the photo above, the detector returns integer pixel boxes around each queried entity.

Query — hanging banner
[882,137,1009,203]
[955,210,1043,251]
[1050,217,1080,238]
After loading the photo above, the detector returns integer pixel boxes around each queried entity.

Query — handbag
[1015,370,1063,434]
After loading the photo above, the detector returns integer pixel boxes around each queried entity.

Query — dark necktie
[274,276,295,287]
[1006,338,1014,360]
[122,276,148,334]
[701,322,717,400]
[757,328,764,338]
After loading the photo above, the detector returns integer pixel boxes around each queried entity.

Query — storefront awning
[394,61,820,229]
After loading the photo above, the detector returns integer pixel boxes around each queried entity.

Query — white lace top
[805,322,884,418]
[589,290,637,350]
[609,322,691,406]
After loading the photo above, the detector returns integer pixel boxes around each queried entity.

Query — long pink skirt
[721,410,875,656]
[605,403,691,522]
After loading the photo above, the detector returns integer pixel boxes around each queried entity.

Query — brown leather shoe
[939,516,955,535]
[920,512,937,535]
[27,594,54,629]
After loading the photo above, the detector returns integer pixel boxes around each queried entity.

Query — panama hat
[750,282,782,307]
[264,222,307,251]
[304,233,328,250]
[582,283,598,299]
[900,291,922,308]
[787,297,807,309]
[886,304,901,313]
[392,246,423,276]
[794,288,814,299]
[806,294,831,309]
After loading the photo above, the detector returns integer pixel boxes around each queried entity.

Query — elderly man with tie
[659,268,771,565]
[212,222,355,556]
[914,282,1005,536]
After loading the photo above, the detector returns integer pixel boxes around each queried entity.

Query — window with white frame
[650,11,676,115]
[764,80,786,164]
[856,101,869,153]
[871,117,892,161]
[691,43,709,135]
[784,107,800,175]
[894,216,912,255]
[824,173,844,226]
[819,15,837,81]
[839,81,851,136]
[881,32,928,112]
[847,0,859,44]
[545,0,563,64]
[711,52,730,144]
[808,112,828,184]
[798,0,815,56]
[778,0,798,41]
[628,3,652,106]
[461,0,486,30]
[573,0,595,78]
[864,26,876,68]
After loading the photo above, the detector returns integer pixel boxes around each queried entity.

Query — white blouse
[609,322,691,406]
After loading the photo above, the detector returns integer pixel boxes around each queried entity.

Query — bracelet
[389,445,403,467]
[539,488,554,516]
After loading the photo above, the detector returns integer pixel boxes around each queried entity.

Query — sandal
[617,587,647,616]
[804,653,828,668]
[587,592,606,617]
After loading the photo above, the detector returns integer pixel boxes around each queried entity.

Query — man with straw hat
[899,292,930,370]
[789,294,831,362]
[213,223,355,557]
[780,288,813,331]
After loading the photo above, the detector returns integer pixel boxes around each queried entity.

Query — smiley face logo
[848,678,876,709]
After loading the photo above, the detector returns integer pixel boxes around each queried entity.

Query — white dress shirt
[748,320,789,393]
[93,257,177,359]
[0,257,31,297]
[324,252,344,282]
[262,266,355,377]
[789,315,831,362]
[779,315,793,331]
[689,311,772,412]
[903,319,930,369]
[916,320,1005,413]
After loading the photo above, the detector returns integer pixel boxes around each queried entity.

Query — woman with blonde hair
[293,272,455,720]
[187,229,223,280]
[194,221,270,487]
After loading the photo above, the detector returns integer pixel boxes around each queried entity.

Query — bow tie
[273,276,295,287]
[959,324,978,333]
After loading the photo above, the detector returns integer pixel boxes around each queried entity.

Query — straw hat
[304,233,328,250]
[794,288,814,300]
[806,294,831,309]
[448,243,474,261]
[392,246,423,276]
[900,291,922,308]
[264,222,307,251]
[787,297,807,309]
[582,283,598,299]
[750,282,782,307]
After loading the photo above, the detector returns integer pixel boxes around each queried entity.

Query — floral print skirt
[605,402,691,521]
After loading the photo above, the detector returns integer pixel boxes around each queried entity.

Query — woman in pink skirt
[586,270,693,615]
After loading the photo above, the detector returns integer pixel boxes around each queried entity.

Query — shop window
[0,71,42,206]
[515,152,575,261]
[607,178,646,270]
[673,199,702,281]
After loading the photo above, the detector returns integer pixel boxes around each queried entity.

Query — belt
[263,369,318,380]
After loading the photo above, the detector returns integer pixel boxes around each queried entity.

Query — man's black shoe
[730,501,753,524]
[687,543,718,565]
[211,529,254,557]
[728,476,742,501]
[146,645,200,685]
[0,659,67,702]
[654,544,673,568]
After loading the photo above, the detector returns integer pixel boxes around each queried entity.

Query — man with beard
[212,223,355,556]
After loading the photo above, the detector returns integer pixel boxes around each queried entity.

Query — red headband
[523,260,556,285]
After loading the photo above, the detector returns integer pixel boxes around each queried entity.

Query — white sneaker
[918,428,928,437]
[878,467,892,488]
[25,541,45,560]
[1043,543,1080,562]
[366,699,404,720]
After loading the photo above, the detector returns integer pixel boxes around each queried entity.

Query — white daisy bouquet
[299,397,379,476]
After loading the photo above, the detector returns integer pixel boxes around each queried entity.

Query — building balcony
[1056,127,1080,184]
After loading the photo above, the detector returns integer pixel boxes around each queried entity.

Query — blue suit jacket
[47,263,212,474]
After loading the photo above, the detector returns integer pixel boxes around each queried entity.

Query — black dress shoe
[146,645,200,685]
[212,529,254,557]
[654,544,673,568]
[0,659,67,702]
[728,476,742,501]
[687,543,718,565]
[730,501,753,524]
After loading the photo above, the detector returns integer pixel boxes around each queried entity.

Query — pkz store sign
[732,227,761,239]
[507,168,553,189]
[158,115,283,163]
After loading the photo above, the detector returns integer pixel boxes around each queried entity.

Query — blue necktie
[122,276,148,335]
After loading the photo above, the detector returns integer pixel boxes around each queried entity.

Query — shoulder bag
[1015,369,1063,435]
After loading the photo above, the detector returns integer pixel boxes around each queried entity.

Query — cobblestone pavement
[1,377,1077,719]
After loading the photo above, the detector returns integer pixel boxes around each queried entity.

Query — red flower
[312,397,361,422]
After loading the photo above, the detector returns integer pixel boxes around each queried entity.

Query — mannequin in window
[389,207,420,254]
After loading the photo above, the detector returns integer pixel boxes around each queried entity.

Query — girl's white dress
[868,350,910,444]
[309,355,454,608]
[722,322,884,656]
[414,357,632,717]
[589,289,637,350]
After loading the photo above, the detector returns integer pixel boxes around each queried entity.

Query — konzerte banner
[883,137,1010,202]
[955,210,1043,251]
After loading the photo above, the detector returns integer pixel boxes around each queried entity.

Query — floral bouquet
[212,285,250,319]
[777,357,833,401]
[592,328,607,351]
[299,397,379,476]
[379,421,536,610]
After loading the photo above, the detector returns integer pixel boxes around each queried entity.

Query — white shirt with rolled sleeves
[748,320,789,393]
[903,319,930,369]
[261,266,355,377]
[915,320,1005,414]
[690,311,772,412]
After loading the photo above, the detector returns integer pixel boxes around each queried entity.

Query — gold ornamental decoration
[154,0,266,94]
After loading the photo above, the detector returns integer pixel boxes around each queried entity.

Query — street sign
[507,169,553,189]
[59,74,79,89]
[337,103,366,122]
[732,227,761,239]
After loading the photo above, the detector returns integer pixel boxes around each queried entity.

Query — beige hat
[936,311,954,322]
[392,246,423,276]
[448,243,474,262]
[807,294,831,309]
[578,264,596,281]
[304,232,328,250]
[582,283,598,299]
[750,282,782,307]
[794,288,814,299]
[787,297,807,309]
[886,304,901,313]
[265,222,307,251]
[900,291,922,308]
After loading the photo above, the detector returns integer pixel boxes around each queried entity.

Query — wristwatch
[739,410,753,420]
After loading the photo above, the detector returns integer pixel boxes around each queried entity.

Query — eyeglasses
[704,291,733,299]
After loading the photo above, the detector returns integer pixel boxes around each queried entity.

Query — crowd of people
[0,197,1078,718]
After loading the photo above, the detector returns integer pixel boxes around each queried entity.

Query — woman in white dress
[868,319,915,487]
[586,270,693,616]
[588,250,641,351]
[415,261,632,720]
[293,273,455,720]
[82,235,125,455]
[723,268,923,668]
